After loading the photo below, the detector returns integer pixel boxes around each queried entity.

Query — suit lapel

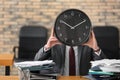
[78,46,83,74]
[60,45,66,75]
[61,45,66,63]
[79,46,92,75]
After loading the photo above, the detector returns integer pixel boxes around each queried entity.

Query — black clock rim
[54,9,92,46]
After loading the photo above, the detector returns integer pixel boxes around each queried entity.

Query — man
[34,28,106,76]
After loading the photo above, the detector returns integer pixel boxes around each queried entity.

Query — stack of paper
[90,59,120,72]
[14,60,55,70]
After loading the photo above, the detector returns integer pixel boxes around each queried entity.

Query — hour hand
[60,20,73,29]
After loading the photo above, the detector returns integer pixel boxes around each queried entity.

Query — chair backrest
[18,26,48,61]
[93,26,119,59]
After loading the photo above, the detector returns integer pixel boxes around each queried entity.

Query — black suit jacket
[34,45,106,76]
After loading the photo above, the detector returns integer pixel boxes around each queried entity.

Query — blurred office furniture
[93,26,119,59]
[0,53,14,75]
[13,26,48,62]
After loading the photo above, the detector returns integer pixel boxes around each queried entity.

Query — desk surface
[0,53,14,66]
[0,76,19,80]
[58,76,89,80]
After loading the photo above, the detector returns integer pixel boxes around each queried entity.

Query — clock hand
[73,19,86,29]
[60,20,73,29]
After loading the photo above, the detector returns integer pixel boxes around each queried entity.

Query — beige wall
[0,0,120,53]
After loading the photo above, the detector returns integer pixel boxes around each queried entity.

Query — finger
[50,27,55,37]
[91,31,95,37]
[50,37,58,41]
[88,31,93,40]
[56,40,62,44]
[91,31,98,44]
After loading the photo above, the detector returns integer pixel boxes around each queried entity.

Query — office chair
[13,26,48,62]
[13,26,58,79]
[93,26,119,59]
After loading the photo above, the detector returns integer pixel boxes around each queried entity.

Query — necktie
[69,47,76,75]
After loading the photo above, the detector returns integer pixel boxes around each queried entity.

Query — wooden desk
[0,76,19,80]
[0,53,14,75]
[58,76,89,80]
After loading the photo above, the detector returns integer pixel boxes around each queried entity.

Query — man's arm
[34,27,61,61]
[93,49,107,60]
[34,46,51,61]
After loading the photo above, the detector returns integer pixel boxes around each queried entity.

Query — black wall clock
[54,9,92,46]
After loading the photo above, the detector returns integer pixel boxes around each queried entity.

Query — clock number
[60,33,62,37]
[79,37,81,42]
[64,38,67,42]
[83,32,86,36]
[57,26,60,30]
[64,14,67,18]
[72,40,74,44]
[85,26,89,29]
[60,20,62,23]
[79,13,81,17]
[71,11,74,16]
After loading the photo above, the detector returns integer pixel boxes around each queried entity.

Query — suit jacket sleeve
[34,47,51,61]
[93,50,107,60]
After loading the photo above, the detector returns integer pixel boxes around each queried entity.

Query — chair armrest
[13,46,19,59]
[118,48,120,59]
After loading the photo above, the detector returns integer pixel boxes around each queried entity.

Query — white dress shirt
[63,46,79,75]
[63,46,101,76]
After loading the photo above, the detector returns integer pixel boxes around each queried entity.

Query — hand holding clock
[44,28,62,50]
[83,31,100,51]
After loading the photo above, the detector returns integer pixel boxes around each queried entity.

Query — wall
[0,0,120,53]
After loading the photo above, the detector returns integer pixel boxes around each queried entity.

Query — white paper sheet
[91,59,120,72]
[14,60,54,68]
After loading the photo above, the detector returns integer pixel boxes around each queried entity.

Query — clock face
[54,9,92,46]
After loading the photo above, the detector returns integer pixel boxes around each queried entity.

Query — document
[14,60,56,80]
[90,59,120,72]
[89,70,114,75]
[14,60,55,70]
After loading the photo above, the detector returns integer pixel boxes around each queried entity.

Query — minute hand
[73,20,86,29]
